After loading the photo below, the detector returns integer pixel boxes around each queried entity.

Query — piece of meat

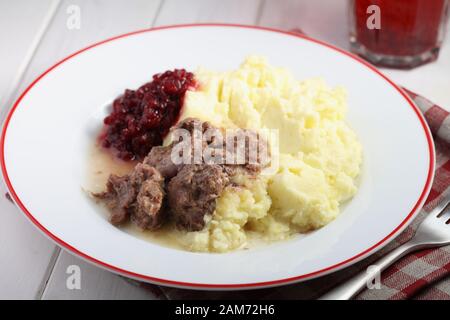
[131,164,165,230]
[173,117,270,173]
[143,118,221,178]
[94,174,134,225]
[93,163,166,230]
[167,164,229,231]
[143,145,179,179]
[175,117,214,134]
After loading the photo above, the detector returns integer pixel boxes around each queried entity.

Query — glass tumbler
[349,0,449,68]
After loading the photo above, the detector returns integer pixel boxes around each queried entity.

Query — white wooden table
[1,0,449,300]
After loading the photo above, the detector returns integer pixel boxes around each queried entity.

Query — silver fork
[319,199,450,300]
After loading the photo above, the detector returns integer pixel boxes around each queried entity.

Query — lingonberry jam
[100,69,196,161]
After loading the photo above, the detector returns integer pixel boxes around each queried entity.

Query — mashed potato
[176,56,362,253]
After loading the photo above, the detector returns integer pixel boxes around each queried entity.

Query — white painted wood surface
[1,0,449,299]
[0,0,60,300]
[259,0,350,49]
[153,0,263,25]
[0,0,55,104]
[41,250,166,300]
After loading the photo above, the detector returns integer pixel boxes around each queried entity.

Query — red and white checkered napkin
[148,89,450,300]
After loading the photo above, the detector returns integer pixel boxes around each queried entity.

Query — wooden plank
[0,194,60,299]
[154,0,263,26]
[0,0,56,103]
[258,0,349,49]
[0,0,60,300]
[42,250,165,300]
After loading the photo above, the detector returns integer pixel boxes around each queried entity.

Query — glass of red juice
[349,0,449,69]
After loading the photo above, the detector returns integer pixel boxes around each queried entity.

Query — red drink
[350,0,449,68]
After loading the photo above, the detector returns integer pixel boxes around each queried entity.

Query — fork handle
[318,241,420,300]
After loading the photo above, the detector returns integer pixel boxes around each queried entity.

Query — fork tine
[438,210,450,221]
[433,198,450,218]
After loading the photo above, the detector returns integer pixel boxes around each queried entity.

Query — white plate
[1,24,435,289]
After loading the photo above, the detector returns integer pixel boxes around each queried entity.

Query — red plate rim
[0,23,435,290]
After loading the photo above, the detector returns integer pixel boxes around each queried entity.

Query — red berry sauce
[100,69,196,161]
